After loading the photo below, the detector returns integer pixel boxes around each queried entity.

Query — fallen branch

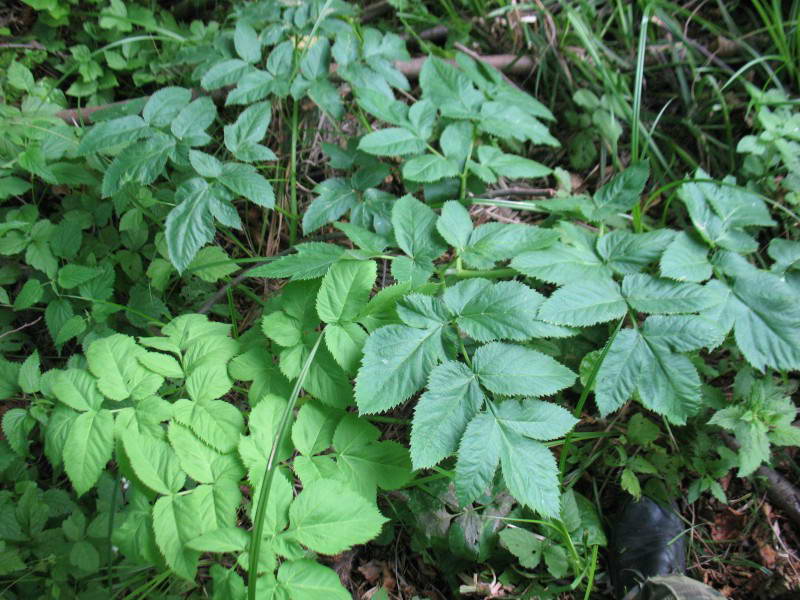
[55,53,535,125]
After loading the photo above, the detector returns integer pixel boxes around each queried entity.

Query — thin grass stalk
[630,3,651,232]
[246,334,323,600]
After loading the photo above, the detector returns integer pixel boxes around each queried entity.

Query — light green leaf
[641,315,724,352]
[538,279,626,326]
[234,21,261,63]
[101,132,175,197]
[355,324,446,414]
[660,231,712,282]
[249,243,345,280]
[13,279,43,310]
[455,412,500,505]
[324,322,367,374]
[86,334,163,401]
[511,243,610,285]
[495,399,578,441]
[292,402,340,457]
[358,128,425,156]
[622,274,718,314]
[477,145,550,179]
[638,342,703,424]
[499,427,560,518]
[472,342,576,397]
[165,178,218,274]
[392,194,445,262]
[76,115,148,155]
[402,154,459,183]
[52,369,104,412]
[277,559,350,600]
[173,398,244,454]
[187,527,248,553]
[152,493,202,581]
[286,479,387,553]
[436,200,473,251]
[122,429,185,495]
[410,361,484,469]
[63,410,114,497]
[143,87,192,127]
[218,163,275,208]
[57,264,101,289]
[18,350,40,394]
[317,260,376,323]
[188,246,237,283]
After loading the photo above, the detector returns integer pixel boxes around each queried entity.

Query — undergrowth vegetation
[1,0,800,598]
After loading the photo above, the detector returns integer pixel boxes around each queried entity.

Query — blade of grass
[247,333,323,600]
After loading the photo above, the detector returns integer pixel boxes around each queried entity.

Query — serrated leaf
[596,229,675,275]
[641,315,724,352]
[589,161,649,220]
[173,399,244,454]
[165,178,218,274]
[122,429,185,495]
[302,179,359,235]
[355,324,446,414]
[286,479,387,553]
[538,279,626,326]
[171,97,216,141]
[276,559,350,600]
[86,334,163,401]
[472,342,576,397]
[392,195,445,262]
[637,342,702,424]
[13,279,43,310]
[495,399,577,441]
[152,494,201,581]
[659,231,712,282]
[143,87,192,127]
[77,115,148,155]
[57,264,101,289]
[234,21,260,63]
[477,145,550,179]
[402,154,459,183]
[63,410,114,497]
[622,274,718,314]
[410,361,484,469]
[455,412,500,505]
[52,369,103,412]
[595,328,647,416]
[18,350,40,394]
[224,102,271,155]
[187,527,248,553]
[511,243,610,285]
[499,528,542,569]
[358,128,425,156]
[324,322,368,374]
[444,279,548,341]
[101,132,175,195]
[292,402,340,457]
[437,200,473,251]
[317,260,376,323]
[498,427,560,518]
[138,352,183,378]
[249,243,345,280]
[202,59,253,90]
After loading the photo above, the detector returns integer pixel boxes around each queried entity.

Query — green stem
[631,3,652,233]
[583,544,600,599]
[558,317,625,479]
[445,267,516,280]
[289,99,300,244]
[247,334,323,600]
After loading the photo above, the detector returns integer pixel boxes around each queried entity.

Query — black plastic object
[608,497,687,597]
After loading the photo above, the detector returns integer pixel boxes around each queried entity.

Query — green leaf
[636,342,702,424]
[358,128,425,156]
[63,410,114,496]
[499,428,560,518]
[392,195,445,262]
[173,399,244,454]
[86,334,163,401]
[218,162,275,208]
[410,361,484,469]
[292,402,340,457]
[355,324,446,413]
[143,87,192,127]
[249,243,345,280]
[512,243,610,285]
[595,328,646,417]
[596,230,675,275]
[57,264,101,289]
[165,178,218,274]
[455,412,500,505]
[494,399,578,441]
[187,527,248,553]
[402,154,460,183]
[317,260,376,323]
[276,560,350,600]
[152,493,203,580]
[52,369,104,412]
[472,342,576,397]
[234,21,261,63]
[437,200,473,251]
[477,145,551,179]
[660,231,712,282]
[444,279,550,341]
[138,351,183,378]
[226,70,273,106]
[538,279,626,326]
[499,528,542,569]
[302,179,359,235]
[202,59,254,90]
[440,121,473,163]
[13,279,43,310]
[3,408,34,457]
[171,97,216,141]
[223,102,274,161]
[76,115,148,155]
[641,315,724,352]
[622,274,718,314]
[324,321,368,374]
[122,429,186,495]
[188,246,237,283]
[101,133,175,197]
[479,102,558,145]
[589,161,649,221]
[18,351,40,394]
[286,479,387,553]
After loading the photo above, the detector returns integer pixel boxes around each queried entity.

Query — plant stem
[289,99,300,245]
[247,334,322,600]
